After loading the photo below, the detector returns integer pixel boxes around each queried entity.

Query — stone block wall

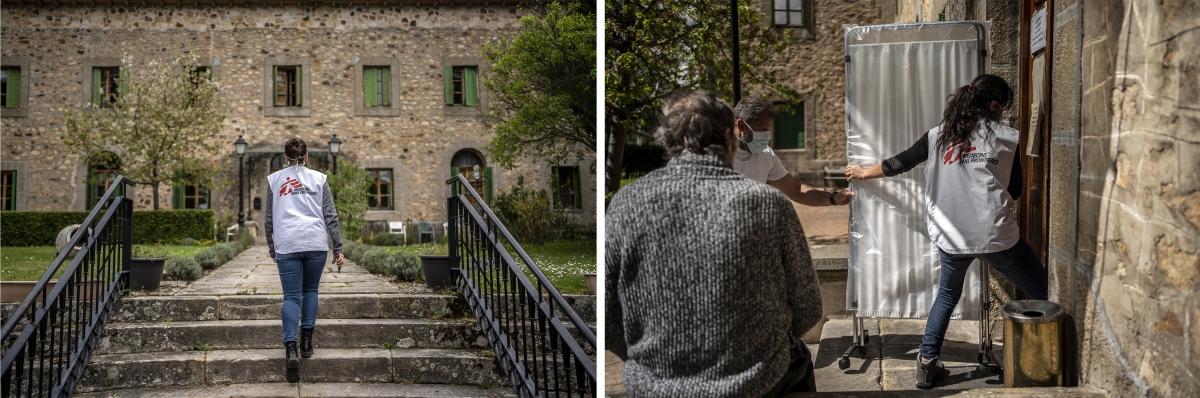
[749,0,888,180]
[0,5,597,227]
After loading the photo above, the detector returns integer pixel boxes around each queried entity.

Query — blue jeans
[276,251,327,345]
[919,240,1047,360]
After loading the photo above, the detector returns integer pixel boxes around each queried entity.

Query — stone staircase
[72,247,516,397]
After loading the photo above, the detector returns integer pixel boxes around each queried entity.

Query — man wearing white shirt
[733,97,854,206]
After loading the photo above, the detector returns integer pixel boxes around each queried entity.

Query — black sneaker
[915,355,948,390]
[285,342,300,383]
[300,328,314,358]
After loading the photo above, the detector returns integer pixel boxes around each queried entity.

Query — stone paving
[179,246,405,296]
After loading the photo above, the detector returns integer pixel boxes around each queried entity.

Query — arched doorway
[451,149,492,202]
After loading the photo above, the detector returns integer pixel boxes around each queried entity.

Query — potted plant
[129,246,167,290]
[420,255,453,289]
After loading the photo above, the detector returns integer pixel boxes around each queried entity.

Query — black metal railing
[445,174,596,397]
[1,176,134,397]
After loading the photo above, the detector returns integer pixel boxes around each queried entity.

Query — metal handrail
[1,175,134,397]
[446,174,595,396]
[444,175,595,345]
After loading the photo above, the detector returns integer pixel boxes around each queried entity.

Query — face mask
[739,120,771,152]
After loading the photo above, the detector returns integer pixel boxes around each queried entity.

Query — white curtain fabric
[845,23,986,320]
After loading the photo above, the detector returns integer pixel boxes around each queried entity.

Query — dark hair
[938,74,1013,153]
[284,137,307,164]
[655,90,734,158]
[734,97,774,123]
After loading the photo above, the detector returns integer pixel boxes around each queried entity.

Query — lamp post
[730,0,741,104]
[234,135,247,227]
[328,134,342,174]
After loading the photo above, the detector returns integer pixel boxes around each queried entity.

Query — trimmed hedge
[0,210,214,246]
[165,256,202,281]
[343,241,422,282]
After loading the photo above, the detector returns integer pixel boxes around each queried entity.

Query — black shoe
[300,328,314,359]
[285,342,300,383]
[915,355,948,390]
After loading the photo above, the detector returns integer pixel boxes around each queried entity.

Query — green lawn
[1,245,206,281]
[384,240,596,294]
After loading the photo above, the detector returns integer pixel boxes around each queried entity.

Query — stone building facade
[896,1,1199,396]
[747,0,894,182]
[0,1,596,234]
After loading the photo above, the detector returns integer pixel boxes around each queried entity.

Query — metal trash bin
[1002,300,1064,387]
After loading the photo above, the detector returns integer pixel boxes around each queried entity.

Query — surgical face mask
[739,120,772,152]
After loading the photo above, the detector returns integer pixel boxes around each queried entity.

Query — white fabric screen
[844,23,988,320]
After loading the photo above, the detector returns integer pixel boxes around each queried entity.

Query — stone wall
[749,0,888,180]
[0,5,597,228]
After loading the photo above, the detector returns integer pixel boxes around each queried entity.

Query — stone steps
[98,318,488,354]
[75,383,516,397]
[79,348,507,392]
[112,294,469,322]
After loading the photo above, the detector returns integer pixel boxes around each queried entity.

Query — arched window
[450,149,492,202]
[87,151,121,208]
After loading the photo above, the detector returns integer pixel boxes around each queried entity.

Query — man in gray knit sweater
[607,90,823,396]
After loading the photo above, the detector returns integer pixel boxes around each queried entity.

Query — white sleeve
[766,150,790,182]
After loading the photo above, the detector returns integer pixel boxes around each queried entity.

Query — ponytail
[937,74,1013,157]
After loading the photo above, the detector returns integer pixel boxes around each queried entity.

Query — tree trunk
[151,168,160,210]
[607,122,626,194]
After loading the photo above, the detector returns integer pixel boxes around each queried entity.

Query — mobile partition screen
[845,22,989,320]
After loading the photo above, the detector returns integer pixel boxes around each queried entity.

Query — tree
[605,0,802,192]
[63,56,225,209]
[327,162,373,241]
[482,1,595,168]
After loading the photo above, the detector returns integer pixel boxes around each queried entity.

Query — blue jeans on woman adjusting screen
[919,239,1047,360]
[276,251,327,344]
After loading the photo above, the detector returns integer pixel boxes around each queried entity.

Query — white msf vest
[925,121,1020,254]
[268,165,330,255]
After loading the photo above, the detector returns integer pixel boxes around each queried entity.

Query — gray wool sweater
[606,151,823,397]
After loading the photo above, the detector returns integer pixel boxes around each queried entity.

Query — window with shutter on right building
[273,65,302,107]
[1,66,21,110]
[773,101,805,150]
[363,66,392,108]
[444,65,479,107]
[91,66,121,108]
[1,170,16,211]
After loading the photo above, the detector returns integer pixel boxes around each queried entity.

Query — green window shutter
[363,67,377,108]
[774,102,805,150]
[91,68,102,105]
[443,65,453,105]
[172,183,183,209]
[117,68,127,101]
[295,66,303,107]
[5,68,20,109]
[550,166,561,208]
[484,167,493,203]
[450,167,460,197]
[573,167,583,209]
[272,66,280,107]
[464,67,478,107]
[380,67,391,107]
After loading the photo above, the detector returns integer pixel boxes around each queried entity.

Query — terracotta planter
[420,255,453,289]
[584,272,597,294]
[128,258,165,290]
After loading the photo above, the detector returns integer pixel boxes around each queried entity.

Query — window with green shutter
[1,66,20,109]
[444,65,479,107]
[1,170,16,211]
[773,101,806,150]
[92,67,121,108]
[363,66,391,108]
[552,166,582,209]
[273,65,302,107]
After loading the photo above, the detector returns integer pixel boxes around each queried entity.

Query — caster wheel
[838,356,851,370]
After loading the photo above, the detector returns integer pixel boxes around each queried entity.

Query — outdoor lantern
[472,165,481,181]
[234,135,247,156]
[328,134,342,155]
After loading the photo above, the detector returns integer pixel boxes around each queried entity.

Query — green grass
[1,245,206,281]
[383,240,596,294]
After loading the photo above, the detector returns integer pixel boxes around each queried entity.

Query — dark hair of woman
[284,137,307,165]
[937,74,1014,156]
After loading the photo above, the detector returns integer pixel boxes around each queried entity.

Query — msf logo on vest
[278,177,317,197]
[943,142,998,166]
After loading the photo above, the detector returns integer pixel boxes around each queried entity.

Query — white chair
[388,221,406,241]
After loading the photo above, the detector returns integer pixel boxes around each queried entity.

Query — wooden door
[1018,0,1053,266]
